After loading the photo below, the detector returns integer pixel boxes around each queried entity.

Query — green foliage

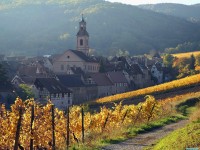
[165,42,200,54]
[174,55,198,78]
[163,54,174,68]
[151,122,200,150]
[17,84,34,100]
[176,98,200,116]
[115,49,130,57]
[127,115,185,136]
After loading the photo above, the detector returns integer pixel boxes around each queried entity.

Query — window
[62,93,64,98]
[80,39,83,46]
[68,93,71,97]
[67,56,70,59]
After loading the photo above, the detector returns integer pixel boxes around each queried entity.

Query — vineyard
[1,74,200,149]
[96,73,200,103]
[0,95,174,149]
[172,51,200,58]
[1,90,200,149]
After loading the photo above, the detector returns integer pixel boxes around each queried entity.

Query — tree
[189,54,195,70]
[116,49,129,57]
[163,54,174,68]
[0,63,8,84]
[195,54,200,66]
[17,84,34,100]
[99,60,106,73]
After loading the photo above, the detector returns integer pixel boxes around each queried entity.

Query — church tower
[76,15,89,55]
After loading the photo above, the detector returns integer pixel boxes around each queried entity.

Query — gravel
[102,120,188,150]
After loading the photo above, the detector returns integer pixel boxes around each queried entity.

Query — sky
[106,0,200,5]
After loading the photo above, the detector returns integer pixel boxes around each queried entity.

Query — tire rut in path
[102,120,188,150]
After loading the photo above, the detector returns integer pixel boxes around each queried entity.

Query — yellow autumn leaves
[0,95,168,149]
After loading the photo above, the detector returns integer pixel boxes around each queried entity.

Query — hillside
[0,0,200,56]
[139,3,200,23]
[96,74,200,103]
[172,51,200,58]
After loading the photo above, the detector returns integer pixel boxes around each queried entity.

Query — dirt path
[102,120,188,150]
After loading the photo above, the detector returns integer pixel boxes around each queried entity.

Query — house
[52,16,100,75]
[14,62,54,86]
[107,71,129,94]
[127,64,145,89]
[89,73,113,98]
[56,74,98,104]
[139,64,153,87]
[11,75,25,87]
[52,50,99,74]
[34,78,72,109]
[151,62,164,84]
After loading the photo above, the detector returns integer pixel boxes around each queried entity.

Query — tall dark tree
[99,60,105,73]
[0,63,8,84]
[190,54,196,70]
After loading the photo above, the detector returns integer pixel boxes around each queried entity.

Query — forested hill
[0,0,200,56]
[138,3,200,23]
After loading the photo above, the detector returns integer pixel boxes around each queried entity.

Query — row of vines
[0,95,172,149]
[96,74,200,103]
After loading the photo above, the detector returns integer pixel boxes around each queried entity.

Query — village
[0,16,170,109]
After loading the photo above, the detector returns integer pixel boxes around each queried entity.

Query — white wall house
[52,50,99,74]
[151,62,164,84]
[34,78,72,110]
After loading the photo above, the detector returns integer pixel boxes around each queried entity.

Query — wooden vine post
[30,104,34,150]
[66,106,70,150]
[81,107,84,143]
[102,113,109,133]
[147,103,156,123]
[14,107,23,150]
[133,106,142,126]
[121,109,128,124]
[51,105,56,150]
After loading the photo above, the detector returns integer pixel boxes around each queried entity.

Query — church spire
[76,15,89,55]
[82,14,84,21]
